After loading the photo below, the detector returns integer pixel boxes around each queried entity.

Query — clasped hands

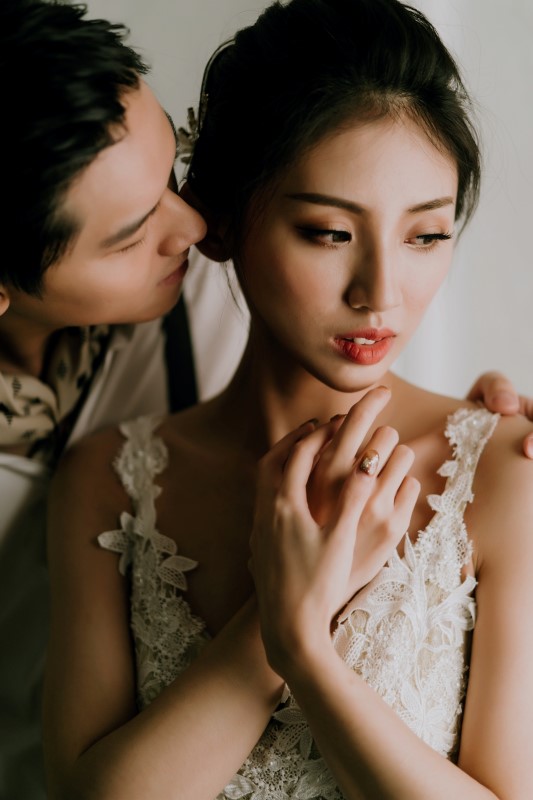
[249,386,418,676]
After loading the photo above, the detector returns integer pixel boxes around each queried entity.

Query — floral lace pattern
[97,416,210,707]
[99,408,498,798]
[331,408,499,763]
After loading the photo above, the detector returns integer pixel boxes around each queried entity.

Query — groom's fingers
[466,371,520,415]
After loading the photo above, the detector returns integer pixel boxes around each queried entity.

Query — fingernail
[525,435,533,459]
[359,449,380,476]
[301,417,319,427]
[329,413,345,422]
[491,391,519,413]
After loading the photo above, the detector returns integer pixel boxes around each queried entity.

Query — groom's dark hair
[1,0,149,295]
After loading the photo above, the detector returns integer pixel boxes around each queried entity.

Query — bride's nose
[346,238,402,312]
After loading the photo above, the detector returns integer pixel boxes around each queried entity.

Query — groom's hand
[467,371,533,457]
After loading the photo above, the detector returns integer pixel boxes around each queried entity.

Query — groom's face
[4,81,206,329]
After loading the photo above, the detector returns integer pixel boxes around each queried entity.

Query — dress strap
[430,407,499,515]
[98,415,198,588]
[96,416,168,574]
[113,415,168,505]
[417,407,499,592]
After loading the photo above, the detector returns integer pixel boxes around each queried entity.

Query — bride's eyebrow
[285,192,455,215]
[285,192,364,214]
[407,196,455,214]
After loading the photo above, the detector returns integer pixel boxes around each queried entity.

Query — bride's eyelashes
[296,226,453,253]
[405,231,453,252]
[297,226,352,247]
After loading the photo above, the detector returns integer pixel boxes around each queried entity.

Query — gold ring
[359,449,379,476]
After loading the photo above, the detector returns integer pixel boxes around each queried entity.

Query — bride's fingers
[393,474,421,533]
[368,444,418,537]
[356,425,399,477]
[255,418,343,521]
[334,443,415,548]
[373,443,415,495]
[328,451,419,598]
[256,418,319,496]
[358,443,415,528]
[278,421,346,505]
[325,455,379,544]
[316,386,391,480]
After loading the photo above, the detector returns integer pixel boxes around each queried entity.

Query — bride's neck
[213,339,405,455]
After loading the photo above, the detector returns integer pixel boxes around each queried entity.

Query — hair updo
[187,0,480,235]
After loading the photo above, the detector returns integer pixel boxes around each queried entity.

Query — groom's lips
[159,254,190,286]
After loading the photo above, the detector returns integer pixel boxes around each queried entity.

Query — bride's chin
[315,371,388,397]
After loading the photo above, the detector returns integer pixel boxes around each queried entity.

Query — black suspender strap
[163,295,198,412]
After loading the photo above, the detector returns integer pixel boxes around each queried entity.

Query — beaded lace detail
[99,408,498,798]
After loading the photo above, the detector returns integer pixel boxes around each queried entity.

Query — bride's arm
[251,412,533,799]
[44,428,284,800]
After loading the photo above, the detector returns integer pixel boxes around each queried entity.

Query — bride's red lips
[336,327,395,341]
[333,328,396,365]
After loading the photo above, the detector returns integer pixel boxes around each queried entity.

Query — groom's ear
[180,181,233,263]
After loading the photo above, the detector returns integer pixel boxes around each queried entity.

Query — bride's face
[235,115,458,392]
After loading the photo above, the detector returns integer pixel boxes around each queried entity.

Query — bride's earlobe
[195,224,233,263]
[0,287,10,316]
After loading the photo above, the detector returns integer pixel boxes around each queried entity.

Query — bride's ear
[0,285,10,316]
[180,181,233,263]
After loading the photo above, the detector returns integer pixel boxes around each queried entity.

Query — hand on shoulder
[467,371,533,457]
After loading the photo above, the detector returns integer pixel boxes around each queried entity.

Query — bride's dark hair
[187,0,480,235]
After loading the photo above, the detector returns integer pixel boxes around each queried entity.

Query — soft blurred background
[86,0,533,400]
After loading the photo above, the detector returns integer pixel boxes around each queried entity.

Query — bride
[44,1,533,798]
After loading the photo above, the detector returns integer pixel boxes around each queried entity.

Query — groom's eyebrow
[100,203,159,249]
[100,112,179,251]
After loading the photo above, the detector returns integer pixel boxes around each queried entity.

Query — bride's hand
[249,387,420,674]
[307,385,393,526]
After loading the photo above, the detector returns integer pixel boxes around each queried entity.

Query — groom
[0,3,209,797]
[0,2,531,798]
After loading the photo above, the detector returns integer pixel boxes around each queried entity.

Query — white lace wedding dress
[98,407,498,800]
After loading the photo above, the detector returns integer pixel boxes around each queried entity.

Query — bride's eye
[298,227,352,247]
[406,232,453,251]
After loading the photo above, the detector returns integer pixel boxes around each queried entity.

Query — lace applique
[332,407,498,760]
[98,408,498,799]
[97,416,209,708]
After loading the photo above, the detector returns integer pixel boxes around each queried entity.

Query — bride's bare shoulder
[158,394,245,462]
[467,413,533,567]
[390,376,476,440]
[51,421,140,526]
